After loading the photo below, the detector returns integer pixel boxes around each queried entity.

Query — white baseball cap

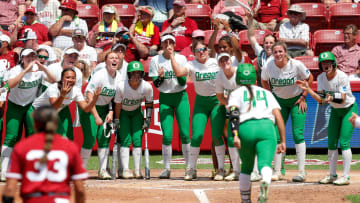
[103,6,115,14]
[64,48,80,56]
[0,34,10,44]
[161,34,176,43]
[21,48,36,58]
[217,53,231,62]
[19,30,37,41]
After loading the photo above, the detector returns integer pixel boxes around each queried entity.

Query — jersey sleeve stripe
[6,172,22,179]
[71,172,88,180]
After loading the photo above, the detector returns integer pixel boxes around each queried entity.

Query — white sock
[253,156,259,174]
[273,153,282,172]
[261,166,272,185]
[228,147,240,173]
[189,147,200,169]
[162,144,172,170]
[342,149,352,177]
[295,143,306,174]
[80,148,92,169]
[120,147,130,170]
[1,146,13,177]
[239,173,251,191]
[98,148,109,171]
[133,147,142,171]
[328,149,338,176]
[182,143,190,168]
[215,145,225,170]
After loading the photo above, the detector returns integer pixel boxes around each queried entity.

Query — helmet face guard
[318,51,337,72]
[236,63,256,85]
[127,61,144,79]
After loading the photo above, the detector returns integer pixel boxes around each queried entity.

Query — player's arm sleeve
[261,65,270,81]
[85,76,99,94]
[74,87,85,102]
[254,43,263,56]
[215,74,224,94]
[144,82,154,103]
[48,84,60,98]
[297,60,311,80]
[267,90,281,111]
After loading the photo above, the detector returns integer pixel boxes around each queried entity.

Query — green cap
[318,51,337,71]
[127,61,144,73]
[236,64,256,85]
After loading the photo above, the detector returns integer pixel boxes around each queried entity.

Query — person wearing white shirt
[71,28,97,73]
[32,0,61,28]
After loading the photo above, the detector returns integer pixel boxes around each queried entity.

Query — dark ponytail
[244,84,254,112]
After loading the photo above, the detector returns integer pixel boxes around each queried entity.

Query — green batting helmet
[318,51,337,72]
[236,64,256,85]
[127,61,144,78]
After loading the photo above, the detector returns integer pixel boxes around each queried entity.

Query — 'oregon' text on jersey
[195,71,218,81]
[122,98,143,106]
[18,79,41,89]
[270,77,295,87]
[100,87,116,97]
[164,71,177,79]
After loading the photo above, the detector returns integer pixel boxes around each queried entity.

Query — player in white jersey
[79,51,120,180]
[32,68,100,138]
[261,42,313,182]
[148,34,190,179]
[171,41,226,181]
[114,61,153,179]
[297,52,357,185]
[1,48,56,181]
[0,62,7,147]
[228,63,286,203]
[215,53,240,181]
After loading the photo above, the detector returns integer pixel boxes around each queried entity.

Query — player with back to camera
[114,61,153,179]
[296,52,357,185]
[2,105,87,203]
[228,63,286,203]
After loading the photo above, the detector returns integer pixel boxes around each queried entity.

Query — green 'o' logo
[243,70,250,76]
[133,63,140,69]
[321,52,328,58]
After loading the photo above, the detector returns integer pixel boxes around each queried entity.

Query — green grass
[346,195,360,203]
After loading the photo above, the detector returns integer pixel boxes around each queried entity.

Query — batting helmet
[127,61,145,79]
[236,63,256,85]
[318,51,337,72]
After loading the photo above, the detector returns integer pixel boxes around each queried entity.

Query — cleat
[159,169,171,179]
[225,172,239,181]
[292,172,306,182]
[271,171,283,181]
[121,169,134,179]
[214,168,226,181]
[258,181,269,203]
[250,172,262,182]
[117,169,123,179]
[319,174,337,184]
[98,169,112,180]
[211,169,218,180]
[333,175,350,186]
[134,170,143,179]
[184,168,197,181]
[240,189,252,203]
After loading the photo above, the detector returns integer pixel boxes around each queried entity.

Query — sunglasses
[195,47,207,53]
[25,12,36,16]
[38,55,49,60]
[288,11,301,16]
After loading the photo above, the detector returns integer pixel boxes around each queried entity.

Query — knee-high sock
[261,166,272,185]
[80,148,92,169]
[295,143,306,174]
[120,147,130,170]
[162,144,172,170]
[273,153,282,172]
[239,173,251,201]
[1,146,13,177]
[229,147,240,173]
[328,149,338,176]
[342,149,352,177]
[215,145,225,170]
[133,147,142,171]
[98,148,109,171]
[189,147,200,169]
[182,143,190,168]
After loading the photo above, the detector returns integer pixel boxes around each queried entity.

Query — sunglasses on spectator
[195,47,207,53]
[25,12,36,16]
[288,11,301,16]
[38,55,49,60]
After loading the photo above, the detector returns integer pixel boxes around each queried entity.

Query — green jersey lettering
[18,79,41,89]
[100,87,116,97]
[195,71,218,81]
[243,90,268,108]
[270,77,295,87]
[123,98,143,106]
[164,71,177,79]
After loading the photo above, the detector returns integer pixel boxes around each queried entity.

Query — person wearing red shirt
[14,6,52,48]
[0,34,18,70]
[161,0,198,52]
[2,106,87,203]
[251,0,289,31]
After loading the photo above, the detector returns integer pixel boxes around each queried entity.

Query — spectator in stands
[332,24,360,75]
[180,29,205,61]
[31,0,61,28]
[349,58,360,81]
[211,0,248,19]
[71,29,97,73]
[88,5,123,52]
[0,34,18,70]
[0,0,25,32]
[161,0,198,52]
[129,6,160,57]
[75,59,90,84]
[135,0,174,31]
[14,6,52,47]
[322,0,352,8]
[279,5,313,58]
[49,0,88,50]
[251,0,288,31]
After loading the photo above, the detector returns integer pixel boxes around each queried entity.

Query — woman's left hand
[35,60,46,71]
[295,96,307,114]
[105,111,113,123]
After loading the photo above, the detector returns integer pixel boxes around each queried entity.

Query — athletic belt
[23,192,70,198]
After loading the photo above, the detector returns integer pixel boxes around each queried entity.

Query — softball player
[114,61,153,179]
[215,53,240,181]
[2,106,87,203]
[228,63,286,203]
[1,48,56,181]
[261,42,313,182]
[79,51,119,180]
[296,52,357,185]
[148,34,190,179]
[32,68,100,137]
[171,41,226,181]
[0,62,8,145]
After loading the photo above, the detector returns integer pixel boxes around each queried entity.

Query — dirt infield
[1,169,359,202]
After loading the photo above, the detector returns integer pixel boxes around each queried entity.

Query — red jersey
[179,45,194,61]
[0,50,17,70]
[162,17,198,52]
[252,0,288,23]
[15,23,50,47]
[7,133,88,203]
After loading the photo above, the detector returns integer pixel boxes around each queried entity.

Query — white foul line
[193,189,210,203]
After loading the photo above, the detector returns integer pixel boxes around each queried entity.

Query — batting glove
[114,119,120,130]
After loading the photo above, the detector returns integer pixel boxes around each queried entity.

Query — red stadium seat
[329,3,360,29]
[77,4,100,30]
[102,4,136,28]
[294,3,328,32]
[238,29,273,59]
[140,57,152,73]
[98,0,134,9]
[204,29,227,45]
[185,4,212,30]
[294,56,321,80]
[290,0,321,4]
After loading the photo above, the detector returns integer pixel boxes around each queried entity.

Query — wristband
[355,117,360,128]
